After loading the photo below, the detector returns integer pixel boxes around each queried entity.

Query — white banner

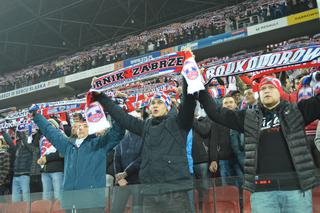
[0,79,59,100]
[247,17,288,36]
[65,63,114,83]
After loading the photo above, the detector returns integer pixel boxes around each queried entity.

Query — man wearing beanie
[198,75,320,213]
[91,79,196,213]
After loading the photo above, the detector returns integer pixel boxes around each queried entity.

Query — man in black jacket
[111,128,143,213]
[192,112,217,212]
[92,80,196,213]
[198,76,320,213]
[2,130,35,203]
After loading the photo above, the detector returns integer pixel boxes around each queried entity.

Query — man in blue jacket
[30,111,124,212]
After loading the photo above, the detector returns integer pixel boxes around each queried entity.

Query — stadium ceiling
[0,0,240,74]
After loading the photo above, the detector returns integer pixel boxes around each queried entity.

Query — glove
[28,104,40,117]
[87,89,105,104]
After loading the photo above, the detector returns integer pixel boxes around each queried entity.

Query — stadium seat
[202,186,240,213]
[216,201,239,213]
[313,187,320,213]
[51,200,65,213]
[0,203,7,213]
[31,200,52,213]
[243,190,251,213]
[193,189,200,213]
[5,201,29,213]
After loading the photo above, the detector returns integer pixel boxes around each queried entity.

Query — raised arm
[176,80,197,131]
[2,131,14,147]
[198,90,245,133]
[298,94,320,125]
[96,121,125,152]
[33,113,69,155]
[97,94,144,136]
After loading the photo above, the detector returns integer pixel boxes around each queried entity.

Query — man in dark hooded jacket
[92,80,196,213]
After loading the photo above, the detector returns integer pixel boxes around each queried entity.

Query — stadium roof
[0,0,237,74]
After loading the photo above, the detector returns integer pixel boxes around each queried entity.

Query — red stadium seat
[51,200,65,213]
[216,201,239,213]
[243,190,251,213]
[313,187,320,213]
[5,201,29,213]
[193,189,200,213]
[31,200,52,213]
[0,203,7,213]
[215,186,240,213]
[202,186,240,213]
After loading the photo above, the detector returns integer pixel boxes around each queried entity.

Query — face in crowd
[222,96,237,111]
[150,99,169,118]
[75,122,89,139]
[244,89,257,105]
[259,84,281,109]
[232,92,243,106]
[73,113,84,123]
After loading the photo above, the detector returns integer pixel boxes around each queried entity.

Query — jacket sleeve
[176,80,197,131]
[124,156,141,176]
[45,151,63,162]
[113,145,122,174]
[98,94,144,136]
[315,122,320,152]
[33,113,69,155]
[297,94,320,125]
[97,121,125,152]
[2,131,14,149]
[198,90,245,133]
[192,118,211,138]
[208,123,218,162]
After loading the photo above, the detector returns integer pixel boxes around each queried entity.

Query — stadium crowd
[0,53,320,212]
[0,0,316,93]
[0,0,319,211]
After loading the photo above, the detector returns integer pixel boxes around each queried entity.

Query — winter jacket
[41,151,64,173]
[199,90,320,192]
[114,132,143,184]
[192,117,216,164]
[211,121,234,160]
[33,113,124,209]
[98,84,196,195]
[3,131,34,176]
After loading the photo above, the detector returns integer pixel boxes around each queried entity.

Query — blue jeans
[193,163,210,189]
[12,175,30,203]
[41,172,64,200]
[219,160,242,186]
[250,190,312,213]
